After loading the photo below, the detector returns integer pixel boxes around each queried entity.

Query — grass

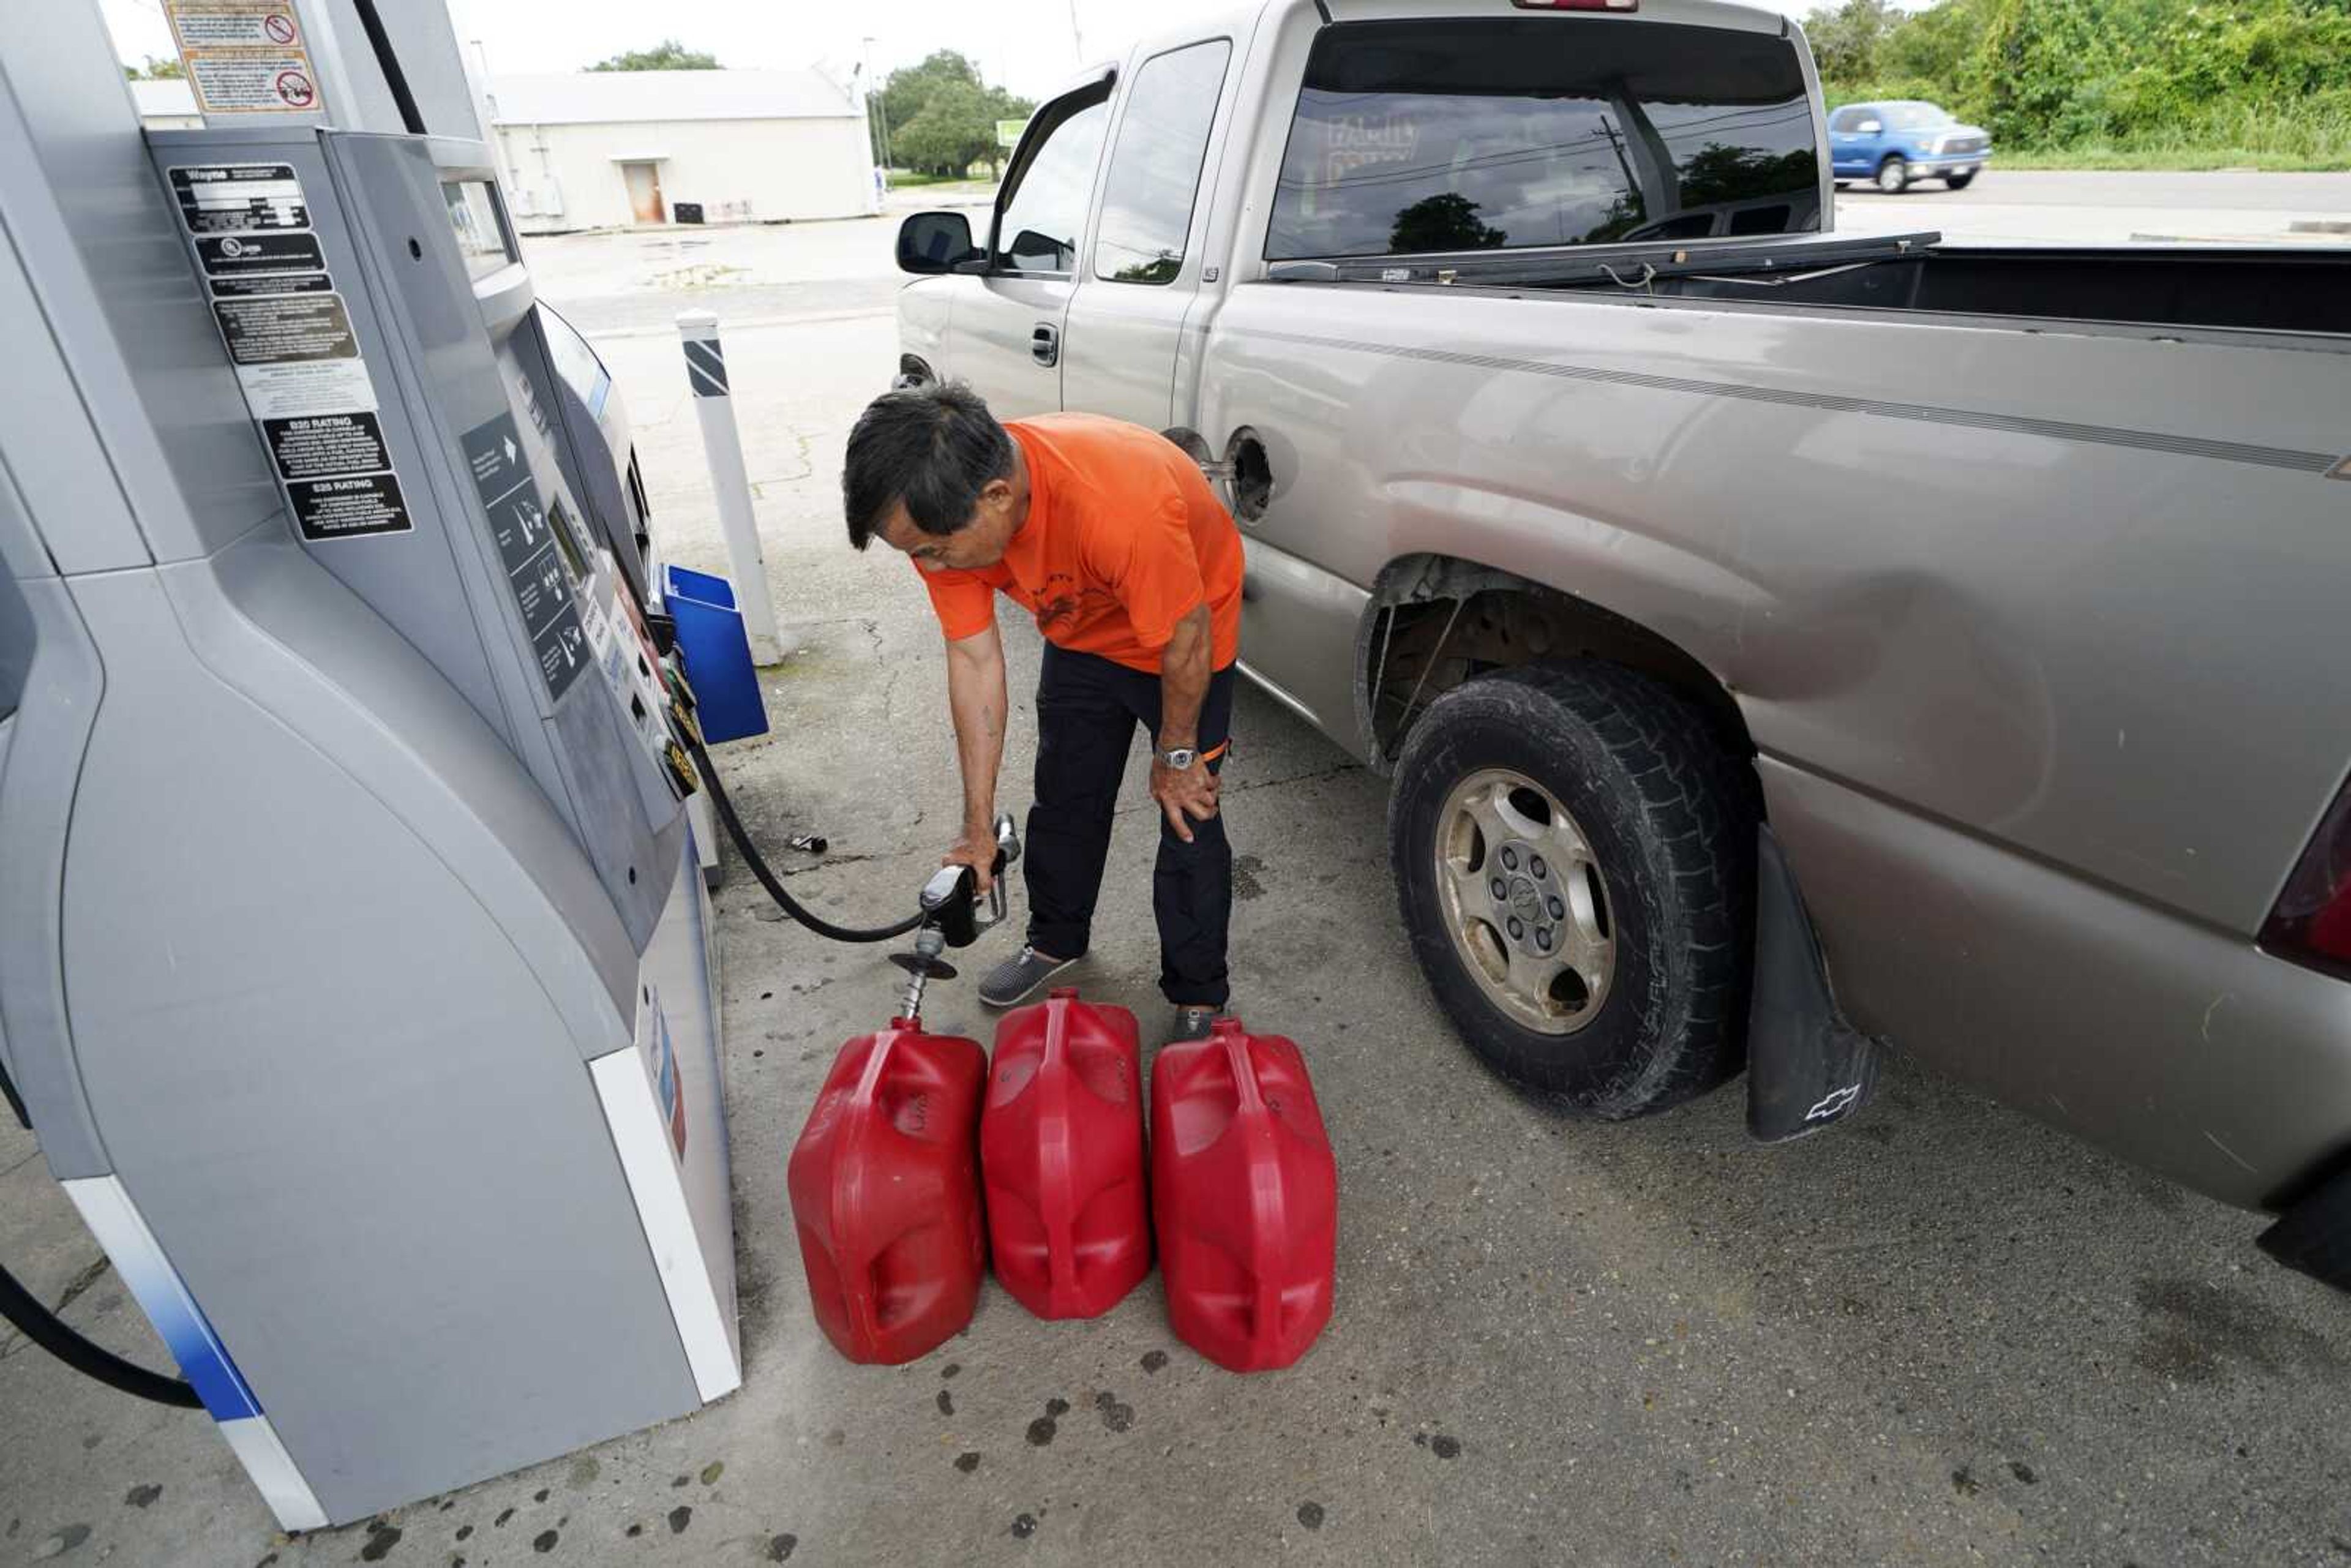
[884,170,1006,189]
[1995,146,2351,171]
[1997,103,2351,171]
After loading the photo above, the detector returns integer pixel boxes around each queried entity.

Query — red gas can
[981,989,1150,1319]
[786,1019,986,1365]
[1150,1016,1337,1372]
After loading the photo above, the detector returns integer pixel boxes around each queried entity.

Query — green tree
[587,40,719,72]
[1879,0,1987,86]
[872,51,1033,177]
[879,53,979,131]
[893,80,1000,179]
[1802,0,1899,81]
[1969,0,2110,146]
[123,54,186,80]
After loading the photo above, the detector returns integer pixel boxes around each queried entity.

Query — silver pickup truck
[891,0,2351,1279]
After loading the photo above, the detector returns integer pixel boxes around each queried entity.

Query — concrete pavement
[6,176,2351,1568]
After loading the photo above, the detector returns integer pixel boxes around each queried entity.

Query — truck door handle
[1031,323,1059,367]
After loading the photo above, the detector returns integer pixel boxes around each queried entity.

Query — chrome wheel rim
[1433,768,1616,1036]
[1877,159,1905,192]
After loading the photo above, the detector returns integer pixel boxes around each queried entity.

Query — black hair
[841,381,1014,550]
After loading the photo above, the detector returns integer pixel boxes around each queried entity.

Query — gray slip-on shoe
[978,946,1079,1009]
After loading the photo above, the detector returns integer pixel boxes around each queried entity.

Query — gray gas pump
[0,3,737,1529]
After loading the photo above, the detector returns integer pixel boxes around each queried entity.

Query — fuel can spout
[888,814,1019,1021]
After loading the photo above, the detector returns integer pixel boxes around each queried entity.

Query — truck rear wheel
[1387,662,1755,1118]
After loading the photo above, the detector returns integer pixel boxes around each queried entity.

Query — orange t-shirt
[915,414,1243,675]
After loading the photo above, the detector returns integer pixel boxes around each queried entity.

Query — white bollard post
[677,310,783,665]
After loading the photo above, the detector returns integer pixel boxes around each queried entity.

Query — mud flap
[2255,1159,2351,1294]
[1746,824,1880,1143]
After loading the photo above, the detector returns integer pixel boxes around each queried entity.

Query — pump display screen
[443,181,515,280]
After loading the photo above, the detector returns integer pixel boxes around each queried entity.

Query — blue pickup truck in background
[1830,100,1993,192]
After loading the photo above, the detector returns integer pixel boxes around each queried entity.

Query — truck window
[1829,106,1868,132]
[1266,18,1823,260]
[1094,40,1232,285]
[997,97,1111,275]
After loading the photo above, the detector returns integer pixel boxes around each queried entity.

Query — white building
[486,69,875,233]
[129,78,203,130]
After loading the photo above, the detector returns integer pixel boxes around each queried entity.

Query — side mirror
[1856,119,1884,134]
[896,211,983,276]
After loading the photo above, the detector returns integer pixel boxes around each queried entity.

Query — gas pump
[0,0,814,1530]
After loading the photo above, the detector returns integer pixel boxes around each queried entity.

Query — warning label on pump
[168,1,301,47]
[174,159,407,544]
[212,293,356,365]
[167,2,320,116]
[197,231,322,283]
[231,358,376,421]
[262,413,388,481]
[287,473,410,541]
[170,165,308,233]
[209,271,332,299]
[186,58,318,114]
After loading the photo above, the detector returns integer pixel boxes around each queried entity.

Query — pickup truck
[890,0,2351,1281]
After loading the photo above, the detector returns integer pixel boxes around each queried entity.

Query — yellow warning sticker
[163,1,321,116]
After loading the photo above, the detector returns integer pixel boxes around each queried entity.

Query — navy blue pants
[1024,643,1235,1008]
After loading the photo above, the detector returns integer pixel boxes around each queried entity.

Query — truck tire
[1944,171,1976,190]
[1876,156,1910,193]
[1387,662,1755,1118]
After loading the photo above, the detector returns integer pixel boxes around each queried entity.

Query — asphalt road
[5,171,2351,1568]
[1833,168,2351,246]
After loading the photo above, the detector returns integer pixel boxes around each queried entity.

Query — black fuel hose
[0,1257,200,1408]
[686,732,923,944]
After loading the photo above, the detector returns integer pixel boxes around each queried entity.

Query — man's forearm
[1157,604,1213,749]
[946,629,1008,833]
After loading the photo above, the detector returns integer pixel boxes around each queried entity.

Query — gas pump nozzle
[891,814,1021,1020]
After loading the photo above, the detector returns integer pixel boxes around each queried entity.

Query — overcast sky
[102,0,1824,103]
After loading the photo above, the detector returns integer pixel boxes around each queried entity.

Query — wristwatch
[1157,745,1198,770]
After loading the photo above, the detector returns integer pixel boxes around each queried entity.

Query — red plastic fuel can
[981,989,1150,1319]
[786,1019,986,1364]
[1150,1016,1337,1371]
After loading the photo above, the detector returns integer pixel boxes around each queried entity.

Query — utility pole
[862,37,893,174]
[1067,0,1085,64]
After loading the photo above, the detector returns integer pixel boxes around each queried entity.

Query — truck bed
[1274,238,2351,341]
[1609,246,2351,340]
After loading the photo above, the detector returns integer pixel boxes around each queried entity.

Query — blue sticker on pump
[63,1178,263,1422]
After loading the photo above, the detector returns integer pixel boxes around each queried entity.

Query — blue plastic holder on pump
[664,565,770,743]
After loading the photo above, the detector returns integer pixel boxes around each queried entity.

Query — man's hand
[1151,756,1220,844]
[943,826,1000,899]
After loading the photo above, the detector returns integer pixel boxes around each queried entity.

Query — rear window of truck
[1267,17,1822,260]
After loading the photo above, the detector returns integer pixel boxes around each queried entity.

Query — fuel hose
[0,1258,200,1408]
[684,730,923,945]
